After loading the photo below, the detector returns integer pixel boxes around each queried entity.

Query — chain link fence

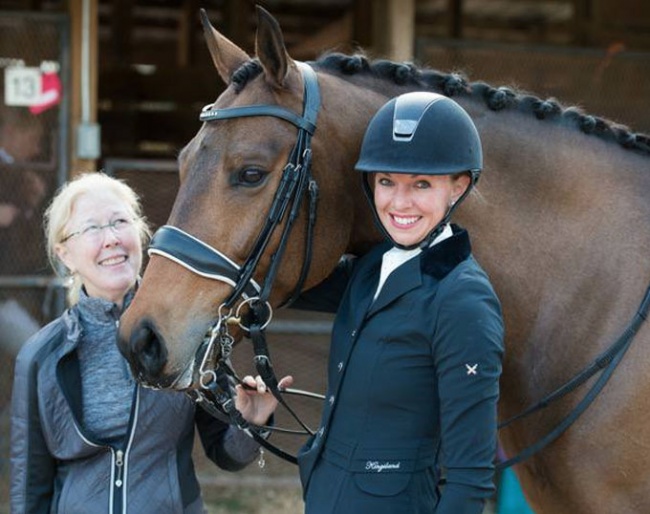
[0,11,69,509]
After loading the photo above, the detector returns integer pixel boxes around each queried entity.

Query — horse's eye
[237,168,267,186]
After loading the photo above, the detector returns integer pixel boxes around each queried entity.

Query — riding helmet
[355,91,482,177]
[355,92,483,249]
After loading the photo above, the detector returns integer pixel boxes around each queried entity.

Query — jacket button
[351,329,357,338]
[328,395,335,405]
[337,362,343,372]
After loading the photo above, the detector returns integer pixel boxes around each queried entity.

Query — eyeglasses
[61,218,134,243]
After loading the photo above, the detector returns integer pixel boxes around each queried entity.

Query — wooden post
[178,0,199,67]
[111,0,133,65]
[572,0,593,46]
[225,0,254,54]
[69,0,99,176]
[447,0,463,39]
[384,0,415,61]
[356,0,415,61]
[352,0,374,50]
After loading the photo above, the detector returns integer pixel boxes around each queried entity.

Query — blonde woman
[10,172,285,514]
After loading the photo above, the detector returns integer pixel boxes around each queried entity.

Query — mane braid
[230,59,263,93]
[312,52,650,157]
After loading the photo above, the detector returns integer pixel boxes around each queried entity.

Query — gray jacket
[10,300,261,514]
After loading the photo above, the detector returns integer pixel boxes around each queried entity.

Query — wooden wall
[92,0,650,161]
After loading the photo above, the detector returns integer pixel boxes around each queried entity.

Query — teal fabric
[497,468,535,513]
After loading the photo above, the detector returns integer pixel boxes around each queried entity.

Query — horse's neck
[461,106,650,410]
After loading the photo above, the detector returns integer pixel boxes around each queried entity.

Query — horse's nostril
[131,321,167,380]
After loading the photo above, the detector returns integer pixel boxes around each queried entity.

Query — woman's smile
[374,173,465,247]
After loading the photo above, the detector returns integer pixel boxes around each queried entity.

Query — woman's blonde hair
[44,172,151,305]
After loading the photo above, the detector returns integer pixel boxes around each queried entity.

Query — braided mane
[229,53,650,156]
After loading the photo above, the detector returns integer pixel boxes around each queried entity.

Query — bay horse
[117,7,650,513]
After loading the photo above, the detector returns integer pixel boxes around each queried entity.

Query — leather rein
[497,282,650,469]
[147,62,323,465]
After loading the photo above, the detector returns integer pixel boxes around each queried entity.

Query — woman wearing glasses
[9,172,288,514]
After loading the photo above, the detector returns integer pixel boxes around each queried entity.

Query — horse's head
[117,7,380,390]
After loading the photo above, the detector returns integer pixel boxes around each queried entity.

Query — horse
[117,6,650,513]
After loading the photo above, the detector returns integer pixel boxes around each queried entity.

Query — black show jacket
[296,226,504,514]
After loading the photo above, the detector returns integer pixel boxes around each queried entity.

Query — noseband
[147,62,322,464]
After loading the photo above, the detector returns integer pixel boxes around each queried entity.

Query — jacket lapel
[347,254,382,327]
[366,226,472,317]
[367,255,422,317]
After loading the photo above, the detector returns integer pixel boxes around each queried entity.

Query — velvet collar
[420,224,472,280]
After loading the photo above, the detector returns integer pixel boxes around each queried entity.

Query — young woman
[296,92,504,513]
[10,172,286,514]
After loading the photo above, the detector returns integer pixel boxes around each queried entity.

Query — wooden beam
[572,0,592,46]
[371,0,415,61]
[389,0,415,60]
[352,0,374,50]
[111,0,133,64]
[177,0,198,67]
[69,0,99,175]
[447,0,463,38]
[225,0,254,54]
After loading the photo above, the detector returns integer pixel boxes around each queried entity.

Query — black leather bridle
[147,62,323,464]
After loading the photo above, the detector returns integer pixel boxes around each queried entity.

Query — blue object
[497,467,535,513]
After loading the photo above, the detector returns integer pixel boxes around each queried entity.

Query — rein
[148,62,323,464]
[497,281,650,469]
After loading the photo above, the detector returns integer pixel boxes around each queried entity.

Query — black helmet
[355,92,482,250]
[355,91,482,177]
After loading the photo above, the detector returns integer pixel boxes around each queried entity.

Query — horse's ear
[200,9,250,85]
[255,6,293,89]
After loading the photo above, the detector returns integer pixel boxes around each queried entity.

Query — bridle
[147,62,323,464]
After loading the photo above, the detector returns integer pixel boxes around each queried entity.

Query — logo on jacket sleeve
[465,363,478,375]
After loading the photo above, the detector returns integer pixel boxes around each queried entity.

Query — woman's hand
[235,374,294,426]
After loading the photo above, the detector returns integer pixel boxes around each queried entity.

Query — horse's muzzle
[119,319,170,388]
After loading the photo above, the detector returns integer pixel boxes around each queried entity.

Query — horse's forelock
[230,59,263,93]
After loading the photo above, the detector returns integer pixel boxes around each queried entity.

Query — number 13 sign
[4,67,42,106]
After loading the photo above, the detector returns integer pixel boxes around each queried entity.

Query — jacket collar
[420,224,472,280]
[61,287,137,354]
[368,225,471,316]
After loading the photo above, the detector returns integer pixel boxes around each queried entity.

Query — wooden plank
[98,67,225,104]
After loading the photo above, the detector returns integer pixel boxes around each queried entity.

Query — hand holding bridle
[235,374,294,426]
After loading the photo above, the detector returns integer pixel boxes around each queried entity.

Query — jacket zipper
[114,450,125,487]
[112,385,141,514]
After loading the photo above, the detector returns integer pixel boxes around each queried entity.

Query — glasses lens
[64,218,134,242]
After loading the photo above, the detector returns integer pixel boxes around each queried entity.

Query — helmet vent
[393,119,418,141]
